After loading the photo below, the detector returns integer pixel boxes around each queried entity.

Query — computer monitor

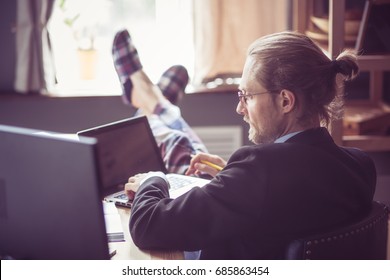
[355,0,390,54]
[0,125,110,259]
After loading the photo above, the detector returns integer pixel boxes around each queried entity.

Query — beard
[248,126,262,144]
[245,116,281,144]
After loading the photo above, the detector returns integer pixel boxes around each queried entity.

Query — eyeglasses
[237,90,271,105]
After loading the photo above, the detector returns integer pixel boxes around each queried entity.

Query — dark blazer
[129,127,376,259]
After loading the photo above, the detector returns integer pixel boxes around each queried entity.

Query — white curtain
[193,0,289,85]
[14,0,56,94]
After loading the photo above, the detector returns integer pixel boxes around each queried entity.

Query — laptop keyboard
[114,193,128,200]
[114,175,202,199]
[168,176,198,190]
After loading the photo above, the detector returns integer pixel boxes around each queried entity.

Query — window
[48,0,289,97]
[49,0,194,96]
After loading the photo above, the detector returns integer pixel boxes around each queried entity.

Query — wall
[0,91,247,141]
[0,94,135,133]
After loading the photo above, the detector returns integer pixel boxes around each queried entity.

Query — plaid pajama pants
[137,101,208,175]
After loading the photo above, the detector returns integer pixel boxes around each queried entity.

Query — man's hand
[124,173,148,200]
[185,152,226,178]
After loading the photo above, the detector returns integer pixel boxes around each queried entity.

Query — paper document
[103,202,125,242]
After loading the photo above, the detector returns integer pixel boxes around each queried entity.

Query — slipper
[157,65,189,105]
[112,29,142,104]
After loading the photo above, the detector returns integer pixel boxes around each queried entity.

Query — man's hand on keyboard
[124,171,168,200]
[124,173,147,200]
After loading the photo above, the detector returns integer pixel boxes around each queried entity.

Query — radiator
[192,126,243,161]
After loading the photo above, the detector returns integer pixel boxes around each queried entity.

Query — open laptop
[0,125,110,260]
[77,116,210,208]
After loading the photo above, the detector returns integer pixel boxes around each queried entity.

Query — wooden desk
[111,206,390,260]
[110,207,184,260]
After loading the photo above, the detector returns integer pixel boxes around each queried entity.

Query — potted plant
[58,0,98,80]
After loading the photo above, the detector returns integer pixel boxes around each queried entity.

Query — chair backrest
[285,201,389,260]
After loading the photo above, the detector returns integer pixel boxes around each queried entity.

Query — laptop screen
[0,125,109,259]
[77,116,166,197]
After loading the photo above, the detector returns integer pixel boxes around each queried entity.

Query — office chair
[285,201,389,260]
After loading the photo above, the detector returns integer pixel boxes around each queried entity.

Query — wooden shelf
[343,135,390,152]
[358,55,390,71]
[293,0,390,151]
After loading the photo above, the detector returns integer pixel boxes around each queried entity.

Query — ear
[280,89,296,114]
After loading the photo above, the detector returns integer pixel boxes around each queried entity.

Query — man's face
[237,57,284,144]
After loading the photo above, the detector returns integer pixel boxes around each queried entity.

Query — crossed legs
[112,29,207,174]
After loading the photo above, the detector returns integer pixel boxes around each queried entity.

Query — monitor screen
[0,125,110,259]
[357,1,390,54]
[77,116,166,197]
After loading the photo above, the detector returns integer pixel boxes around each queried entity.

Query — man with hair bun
[126,31,376,260]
